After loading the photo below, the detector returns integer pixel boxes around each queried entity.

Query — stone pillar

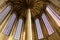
[25,9,38,40]
[26,9,32,40]
[20,21,26,40]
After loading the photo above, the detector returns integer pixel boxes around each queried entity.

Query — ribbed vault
[8,0,47,18]
[0,0,60,40]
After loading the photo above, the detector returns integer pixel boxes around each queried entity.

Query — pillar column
[20,21,26,40]
[25,9,38,40]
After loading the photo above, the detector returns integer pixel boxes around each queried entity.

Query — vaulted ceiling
[8,0,48,18]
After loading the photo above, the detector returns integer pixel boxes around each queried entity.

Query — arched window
[42,13,54,35]
[14,19,23,40]
[46,5,60,27]
[3,13,16,36]
[0,5,11,23]
[35,18,44,39]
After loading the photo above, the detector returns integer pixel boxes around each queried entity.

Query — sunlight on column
[23,32,25,40]
[26,9,32,40]
[20,31,26,40]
